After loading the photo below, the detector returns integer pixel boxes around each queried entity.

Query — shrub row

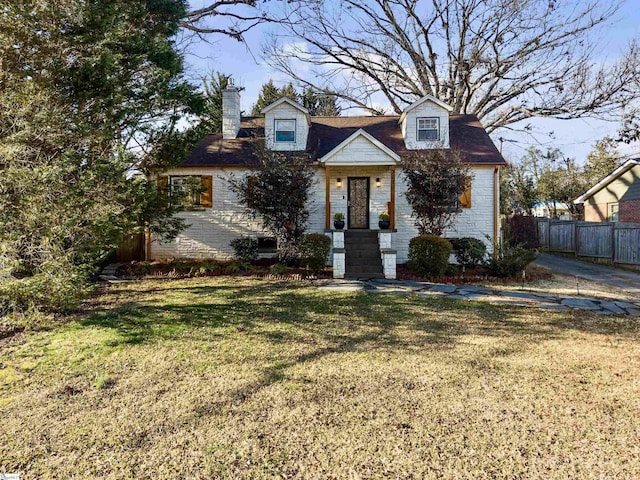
[408,235,536,278]
[231,234,331,275]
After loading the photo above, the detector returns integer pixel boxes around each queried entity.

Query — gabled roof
[399,94,453,123]
[181,114,506,167]
[261,97,309,115]
[574,159,640,204]
[319,128,400,165]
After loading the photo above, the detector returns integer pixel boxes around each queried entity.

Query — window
[275,119,296,142]
[169,175,213,208]
[609,203,619,222]
[257,237,277,253]
[417,117,439,141]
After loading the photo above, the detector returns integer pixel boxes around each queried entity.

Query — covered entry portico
[319,129,399,279]
[321,129,399,231]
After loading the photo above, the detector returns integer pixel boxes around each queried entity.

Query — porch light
[375,178,381,187]
[336,178,342,187]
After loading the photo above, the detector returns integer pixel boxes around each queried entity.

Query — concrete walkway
[534,253,640,295]
[317,278,640,316]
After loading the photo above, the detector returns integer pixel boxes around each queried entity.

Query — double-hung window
[609,202,619,223]
[275,119,296,143]
[170,176,202,207]
[417,117,439,141]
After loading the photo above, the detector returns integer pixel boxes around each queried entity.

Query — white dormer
[263,97,311,151]
[399,94,453,150]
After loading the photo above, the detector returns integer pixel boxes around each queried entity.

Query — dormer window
[275,119,296,142]
[417,117,439,141]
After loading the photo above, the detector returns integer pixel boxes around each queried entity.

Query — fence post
[611,222,616,263]
[574,221,579,258]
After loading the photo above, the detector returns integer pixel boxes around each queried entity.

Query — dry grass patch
[1,277,639,479]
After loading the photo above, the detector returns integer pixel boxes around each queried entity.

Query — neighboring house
[150,86,506,278]
[574,159,640,223]
[532,201,572,220]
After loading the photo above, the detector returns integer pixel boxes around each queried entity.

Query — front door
[348,177,370,229]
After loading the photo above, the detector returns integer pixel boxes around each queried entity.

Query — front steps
[344,230,384,279]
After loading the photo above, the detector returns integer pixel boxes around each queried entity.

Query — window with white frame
[417,117,439,141]
[275,119,296,142]
[609,202,619,222]
[170,176,202,206]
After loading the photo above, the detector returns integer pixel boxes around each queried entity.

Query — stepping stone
[485,298,530,307]
[498,291,542,301]
[318,282,365,292]
[461,292,487,301]
[430,284,457,293]
[613,300,639,310]
[445,294,468,300]
[561,298,600,310]
[626,308,640,317]
[367,288,410,295]
[457,286,494,295]
[599,301,626,315]
[414,290,449,297]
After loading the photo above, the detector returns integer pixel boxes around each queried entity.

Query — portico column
[325,166,331,230]
[390,165,396,229]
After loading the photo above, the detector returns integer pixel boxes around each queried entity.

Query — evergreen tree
[0,0,201,314]
[251,80,298,116]
[301,87,341,116]
[584,137,622,185]
[202,72,244,133]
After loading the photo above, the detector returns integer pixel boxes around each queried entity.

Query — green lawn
[1,277,639,479]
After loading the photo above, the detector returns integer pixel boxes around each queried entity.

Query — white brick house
[150,87,505,279]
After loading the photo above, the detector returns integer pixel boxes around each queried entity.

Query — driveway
[534,253,640,295]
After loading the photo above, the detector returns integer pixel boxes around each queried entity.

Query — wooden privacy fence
[115,232,145,262]
[536,219,640,265]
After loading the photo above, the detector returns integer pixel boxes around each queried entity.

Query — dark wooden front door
[348,177,370,229]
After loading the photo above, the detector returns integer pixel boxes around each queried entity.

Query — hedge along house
[574,159,640,223]
[150,85,506,279]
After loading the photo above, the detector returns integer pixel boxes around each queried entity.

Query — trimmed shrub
[408,235,452,278]
[452,237,486,268]
[230,237,259,263]
[483,242,538,278]
[300,233,331,275]
[507,214,539,249]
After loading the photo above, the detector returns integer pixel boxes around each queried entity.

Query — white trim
[574,159,640,204]
[399,94,453,124]
[319,129,400,165]
[261,97,309,115]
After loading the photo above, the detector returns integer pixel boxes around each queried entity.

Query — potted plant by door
[378,212,391,229]
[333,212,345,230]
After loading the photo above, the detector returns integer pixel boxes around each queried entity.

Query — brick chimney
[222,81,241,139]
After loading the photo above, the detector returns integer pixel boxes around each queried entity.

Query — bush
[408,235,452,278]
[452,237,486,268]
[230,237,259,263]
[270,263,287,275]
[483,242,538,278]
[507,215,539,249]
[300,233,331,275]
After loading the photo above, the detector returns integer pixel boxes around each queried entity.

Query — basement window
[275,119,296,142]
[257,237,277,253]
[417,117,439,141]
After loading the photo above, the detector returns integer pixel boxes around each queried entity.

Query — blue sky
[181,0,640,164]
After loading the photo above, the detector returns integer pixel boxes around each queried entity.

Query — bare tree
[180,1,270,41]
[264,0,639,131]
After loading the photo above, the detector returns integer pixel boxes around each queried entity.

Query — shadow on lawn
[80,278,639,413]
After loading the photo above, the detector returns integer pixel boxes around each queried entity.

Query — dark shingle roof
[182,114,505,167]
